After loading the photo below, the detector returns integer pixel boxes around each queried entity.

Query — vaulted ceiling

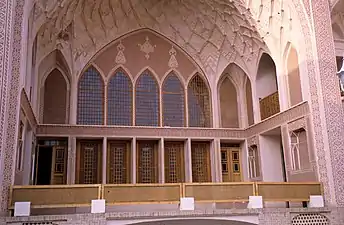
[31,0,298,80]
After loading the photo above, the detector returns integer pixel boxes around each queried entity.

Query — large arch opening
[286,45,303,106]
[256,53,280,120]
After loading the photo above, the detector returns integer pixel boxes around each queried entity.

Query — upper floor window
[162,73,185,127]
[188,74,211,127]
[77,67,104,125]
[135,71,159,126]
[290,128,308,171]
[107,70,133,126]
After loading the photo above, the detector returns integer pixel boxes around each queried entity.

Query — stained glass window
[77,67,104,125]
[162,73,185,127]
[135,71,159,126]
[188,74,211,127]
[107,70,133,125]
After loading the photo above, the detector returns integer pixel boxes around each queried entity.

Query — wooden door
[76,141,102,184]
[221,146,241,182]
[50,146,67,185]
[137,141,158,183]
[164,142,185,183]
[107,141,131,184]
[191,142,211,182]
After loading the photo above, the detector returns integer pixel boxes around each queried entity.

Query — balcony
[9,182,322,211]
[260,92,280,120]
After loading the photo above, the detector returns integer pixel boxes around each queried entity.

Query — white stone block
[309,195,324,208]
[91,199,106,213]
[14,202,30,217]
[180,197,194,211]
[247,196,263,209]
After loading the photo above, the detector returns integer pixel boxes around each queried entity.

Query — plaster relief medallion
[138,36,156,60]
[168,45,178,68]
[115,41,126,64]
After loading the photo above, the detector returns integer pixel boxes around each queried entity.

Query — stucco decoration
[168,46,178,69]
[138,36,156,60]
[115,41,126,64]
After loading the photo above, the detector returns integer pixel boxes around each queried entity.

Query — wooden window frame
[76,140,102,184]
[191,142,211,182]
[136,140,159,183]
[164,141,185,183]
[107,141,131,184]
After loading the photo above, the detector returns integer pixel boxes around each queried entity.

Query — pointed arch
[43,68,68,124]
[188,73,211,127]
[285,44,303,106]
[135,69,160,126]
[107,68,133,126]
[162,72,185,127]
[219,76,239,128]
[77,66,104,125]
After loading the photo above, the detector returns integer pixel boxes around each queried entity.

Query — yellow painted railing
[9,182,322,209]
[103,183,182,205]
[9,184,101,209]
[255,182,323,202]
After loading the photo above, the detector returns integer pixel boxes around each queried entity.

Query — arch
[218,76,239,128]
[107,68,133,126]
[135,69,160,126]
[188,73,211,127]
[285,44,303,106]
[162,72,185,127]
[256,53,280,120]
[42,68,68,124]
[77,66,105,125]
[245,77,254,126]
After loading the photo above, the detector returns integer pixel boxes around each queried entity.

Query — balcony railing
[9,182,322,209]
[260,92,280,120]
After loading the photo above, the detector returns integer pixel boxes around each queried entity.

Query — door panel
[76,141,102,184]
[221,146,241,182]
[107,141,131,184]
[50,146,67,185]
[164,142,184,183]
[191,142,211,182]
[137,141,158,183]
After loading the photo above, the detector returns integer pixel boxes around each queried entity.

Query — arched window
[77,67,104,125]
[107,70,133,125]
[290,128,309,171]
[162,73,185,127]
[135,70,159,126]
[188,74,211,127]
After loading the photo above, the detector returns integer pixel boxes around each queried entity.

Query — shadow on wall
[110,219,257,225]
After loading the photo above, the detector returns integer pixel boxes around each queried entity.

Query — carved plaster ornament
[138,36,156,60]
[168,45,178,68]
[115,41,126,64]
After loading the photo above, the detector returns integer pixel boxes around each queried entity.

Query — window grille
[137,141,158,183]
[108,142,131,184]
[107,70,133,125]
[164,142,184,183]
[162,74,185,127]
[188,74,211,127]
[78,142,101,184]
[77,67,104,125]
[191,142,211,182]
[135,71,159,126]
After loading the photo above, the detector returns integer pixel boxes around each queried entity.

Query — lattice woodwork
[137,141,158,183]
[259,91,280,120]
[77,141,102,184]
[221,145,241,182]
[77,67,104,125]
[135,71,159,126]
[164,142,184,183]
[107,70,133,125]
[107,141,131,184]
[248,145,260,179]
[188,74,211,127]
[191,142,211,182]
[50,146,67,185]
[292,214,329,225]
[162,74,185,127]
